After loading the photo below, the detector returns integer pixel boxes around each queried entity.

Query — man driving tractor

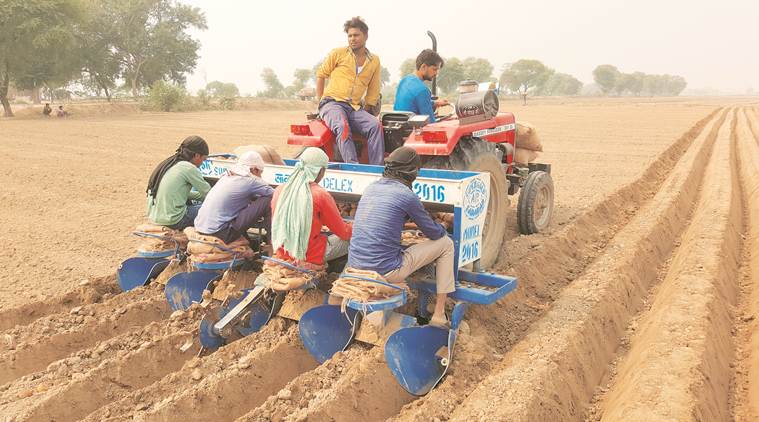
[393,49,449,122]
[316,16,384,165]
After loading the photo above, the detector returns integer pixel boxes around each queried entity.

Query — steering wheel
[434,103,455,122]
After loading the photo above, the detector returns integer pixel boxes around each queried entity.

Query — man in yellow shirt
[316,17,384,165]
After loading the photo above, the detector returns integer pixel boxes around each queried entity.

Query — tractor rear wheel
[425,137,508,269]
[517,170,554,234]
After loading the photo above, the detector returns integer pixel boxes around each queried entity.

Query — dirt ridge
[596,109,741,420]
[446,108,729,420]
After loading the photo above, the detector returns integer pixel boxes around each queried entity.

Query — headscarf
[146,135,209,200]
[271,147,329,260]
[383,146,420,188]
[228,150,265,177]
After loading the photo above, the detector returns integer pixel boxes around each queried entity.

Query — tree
[592,64,620,95]
[642,74,664,96]
[311,60,322,83]
[614,73,636,96]
[661,74,687,96]
[381,66,390,86]
[462,57,494,82]
[539,72,582,96]
[436,57,465,94]
[205,80,239,97]
[500,59,553,103]
[628,72,645,96]
[399,58,416,78]
[258,68,284,98]
[95,0,207,97]
[0,0,83,116]
[76,0,122,101]
[292,68,311,91]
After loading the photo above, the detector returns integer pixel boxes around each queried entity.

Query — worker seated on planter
[146,136,211,231]
[393,49,449,122]
[347,147,454,328]
[193,150,274,247]
[268,147,353,274]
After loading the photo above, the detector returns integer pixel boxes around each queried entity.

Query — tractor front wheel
[517,170,554,234]
[425,137,509,269]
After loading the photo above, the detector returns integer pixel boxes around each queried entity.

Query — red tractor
[287,34,553,268]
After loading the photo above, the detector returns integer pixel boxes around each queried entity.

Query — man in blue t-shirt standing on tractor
[394,49,449,122]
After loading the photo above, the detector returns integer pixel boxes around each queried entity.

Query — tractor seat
[380,111,415,125]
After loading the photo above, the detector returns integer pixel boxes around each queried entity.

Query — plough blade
[164,271,220,311]
[299,304,360,363]
[198,288,283,350]
[384,325,455,396]
[199,316,225,349]
[117,257,170,292]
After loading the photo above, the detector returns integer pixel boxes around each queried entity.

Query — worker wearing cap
[270,147,352,268]
[146,135,212,230]
[316,16,384,165]
[194,151,274,244]
[347,147,454,327]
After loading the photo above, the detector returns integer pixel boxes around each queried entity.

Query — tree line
[0,0,205,117]
[592,65,687,96]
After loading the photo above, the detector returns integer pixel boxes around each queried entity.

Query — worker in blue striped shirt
[347,147,455,328]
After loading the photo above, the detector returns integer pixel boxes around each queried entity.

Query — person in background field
[146,135,211,230]
[347,147,455,328]
[194,151,274,245]
[56,105,68,117]
[316,16,384,165]
[42,103,52,117]
[393,49,449,122]
[270,147,352,269]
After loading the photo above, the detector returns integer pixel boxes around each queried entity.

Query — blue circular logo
[464,179,487,220]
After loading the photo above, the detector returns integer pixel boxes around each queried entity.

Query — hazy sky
[182,0,758,95]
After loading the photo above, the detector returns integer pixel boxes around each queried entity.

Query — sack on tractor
[514,148,539,164]
[184,227,254,262]
[516,122,543,152]
[330,268,409,305]
[136,223,188,252]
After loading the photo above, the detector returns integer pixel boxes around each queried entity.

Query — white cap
[229,150,265,176]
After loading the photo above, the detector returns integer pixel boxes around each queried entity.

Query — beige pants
[384,236,456,294]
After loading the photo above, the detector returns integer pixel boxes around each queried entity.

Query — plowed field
[1,98,758,421]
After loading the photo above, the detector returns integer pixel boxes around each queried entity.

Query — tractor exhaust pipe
[427,30,437,98]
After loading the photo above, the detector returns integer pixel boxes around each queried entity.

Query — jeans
[319,99,384,165]
[168,204,201,231]
[206,196,272,244]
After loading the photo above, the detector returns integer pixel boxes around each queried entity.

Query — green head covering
[271,147,329,260]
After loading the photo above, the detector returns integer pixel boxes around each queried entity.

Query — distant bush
[219,96,236,110]
[145,81,192,112]
[196,89,211,108]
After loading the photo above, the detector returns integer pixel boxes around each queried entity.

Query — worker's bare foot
[429,313,449,329]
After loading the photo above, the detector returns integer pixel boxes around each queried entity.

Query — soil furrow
[81,319,314,421]
[444,109,730,421]
[5,308,201,421]
[0,275,120,332]
[390,108,723,421]
[0,284,169,385]
[733,109,759,422]
[234,346,370,422]
[593,108,741,421]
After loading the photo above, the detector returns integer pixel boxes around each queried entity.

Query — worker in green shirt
[146,136,212,230]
